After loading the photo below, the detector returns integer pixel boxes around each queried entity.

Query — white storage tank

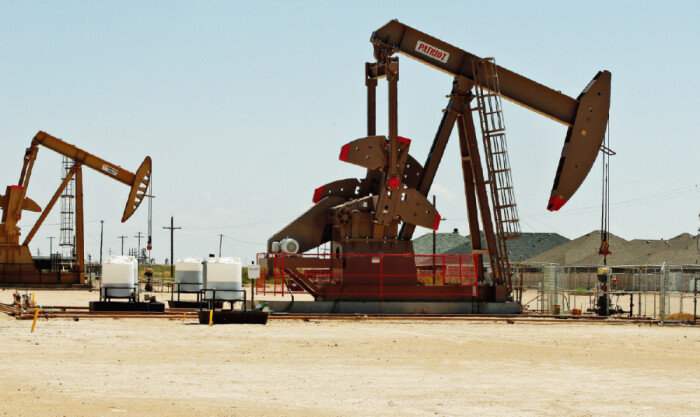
[175,258,203,292]
[109,255,139,285]
[101,256,136,298]
[205,257,243,300]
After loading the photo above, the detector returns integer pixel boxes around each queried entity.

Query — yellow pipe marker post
[209,309,214,326]
[31,308,41,333]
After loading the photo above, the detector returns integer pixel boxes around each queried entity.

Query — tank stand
[197,289,269,325]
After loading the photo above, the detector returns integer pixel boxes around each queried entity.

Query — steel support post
[75,165,86,284]
[366,62,377,137]
[386,61,399,178]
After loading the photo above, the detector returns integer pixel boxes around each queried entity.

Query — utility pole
[134,231,143,253]
[118,235,127,255]
[163,216,181,278]
[47,236,55,256]
[219,234,223,257]
[99,220,104,264]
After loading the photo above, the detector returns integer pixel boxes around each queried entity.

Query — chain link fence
[512,264,699,319]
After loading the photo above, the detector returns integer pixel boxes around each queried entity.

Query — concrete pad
[265,300,522,314]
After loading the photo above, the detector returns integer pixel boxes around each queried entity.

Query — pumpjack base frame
[0,258,84,287]
[263,300,522,315]
[89,301,165,312]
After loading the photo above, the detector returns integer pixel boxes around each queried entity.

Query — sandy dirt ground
[1,289,698,417]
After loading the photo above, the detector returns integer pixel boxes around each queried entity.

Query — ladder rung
[501,219,520,223]
[491,169,510,174]
[496,204,517,210]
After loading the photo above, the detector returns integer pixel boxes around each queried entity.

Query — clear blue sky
[2,1,698,264]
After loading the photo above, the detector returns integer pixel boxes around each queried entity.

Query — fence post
[694,277,698,325]
[693,277,698,325]
[659,263,667,323]
[379,254,383,314]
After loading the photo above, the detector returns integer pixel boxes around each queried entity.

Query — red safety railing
[255,253,479,299]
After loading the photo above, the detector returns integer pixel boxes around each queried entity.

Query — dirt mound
[527,231,700,266]
[413,229,468,255]
[415,231,569,261]
[497,232,571,262]
[444,232,570,261]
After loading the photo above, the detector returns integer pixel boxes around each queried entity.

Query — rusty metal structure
[0,131,151,286]
[264,20,611,303]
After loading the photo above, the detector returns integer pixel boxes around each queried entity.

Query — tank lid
[176,257,203,263]
[208,257,241,264]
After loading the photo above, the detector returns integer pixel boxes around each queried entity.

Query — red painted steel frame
[255,253,479,301]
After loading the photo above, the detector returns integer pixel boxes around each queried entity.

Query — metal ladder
[472,58,522,289]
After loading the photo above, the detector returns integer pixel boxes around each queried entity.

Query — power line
[613,167,700,186]
[222,234,265,246]
[523,184,698,218]
[184,215,298,231]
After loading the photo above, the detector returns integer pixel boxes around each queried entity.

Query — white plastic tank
[205,257,242,300]
[101,256,136,298]
[108,255,138,285]
[175,258,203,292]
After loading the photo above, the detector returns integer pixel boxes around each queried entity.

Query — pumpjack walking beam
[32,131,152,222]
[370,20,611,211]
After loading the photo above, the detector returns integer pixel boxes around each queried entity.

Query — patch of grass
[665,313,696,322]
[573,286,592,296]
